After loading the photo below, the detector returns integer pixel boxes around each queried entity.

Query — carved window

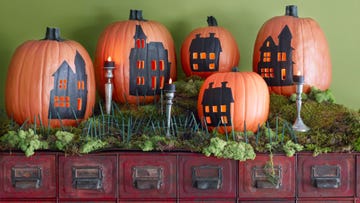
[281,68,286,80]
[263,52,271,62]
[278,52,287,61]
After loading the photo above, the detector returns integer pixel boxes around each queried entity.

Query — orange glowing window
[159,60,165,71]
[193,52,198,59]
[220,105,226,112]
[141,77,145,85]
[151,60,157,71]
[209,52,215,60]
[270,73,274,78]
[221,116,228,124]
[269,68,274,73]
[206,116,211,124]
[160,76,165,89]
[205,106,210,113]
[136,39,141,48]
[263,52,271,62]
[59,80,67,89]
[200,52,206,59]
[266,41,270,47]
[281,68,286,80]
[193,64,199,70]
[141,39,145,48]
[151,76,157,90]
[77,98,82,110]
[209,63,215,70]
[212,105,218,113]
[136,77,141,85]
[277,52,286,61]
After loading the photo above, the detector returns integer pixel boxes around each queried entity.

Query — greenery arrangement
[0,77,359,160]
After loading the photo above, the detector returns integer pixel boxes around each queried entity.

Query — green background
[0,0,359,110]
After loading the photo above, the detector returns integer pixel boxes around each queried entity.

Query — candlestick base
[292,117,310,132]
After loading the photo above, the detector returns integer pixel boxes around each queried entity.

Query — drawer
[118,153,177,199]
[179,153,236,199]
[0,201,56,203]
[238,154,295,198]
[180,200,236,203]
[297,199,354,203]
[0,153,56,199]
[118,201,176,203]
[297,153,355,198]
[239,201,295,203]
[59,201,116,203]
[59,154,117,199]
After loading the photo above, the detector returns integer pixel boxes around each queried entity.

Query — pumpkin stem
[129,9,147,21]
[207,16,218,26]
[285,5,298,17]
[44,27,63,41]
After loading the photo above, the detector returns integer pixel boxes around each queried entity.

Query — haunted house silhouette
[201,82,234,126]
[257,25,294,86]
[48,51,88,119]
[189,33,222,72]
[129,25,171,96]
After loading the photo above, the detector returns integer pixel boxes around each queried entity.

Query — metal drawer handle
[252,166,282,189]
[132,166,163,190]
[72,166,103,190]
[311,165,341,189]
[192,165,223,190]
[11,167,42,189]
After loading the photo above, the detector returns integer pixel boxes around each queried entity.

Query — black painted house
[189,33,222,72]
[201,82,234,126]
[257,25,294,86]
[129,25,171,96]
[48,51,88,119]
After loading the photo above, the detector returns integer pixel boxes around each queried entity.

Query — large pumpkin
[94,9,177,104]
[197,70,269,133]
[5,27,96,128]
[253,5,331,96]
[181,16,240,78]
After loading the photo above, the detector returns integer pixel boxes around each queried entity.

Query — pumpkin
[197,70,269,133]
[94,9,177,104]
[5,27,96,128]
[252,5,331,96]
[181,16,240,78]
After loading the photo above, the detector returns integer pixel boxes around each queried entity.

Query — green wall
[0,0,359,110]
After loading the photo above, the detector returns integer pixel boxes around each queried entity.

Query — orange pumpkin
[197,70,269,133]
[5,27,96,128]
[181,16,240,78]
[94,9,177,104]
[253,5,331,96]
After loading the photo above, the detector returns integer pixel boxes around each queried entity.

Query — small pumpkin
[5,27,96,128]
[197,70,269,133]
[181,16,240,78]
[252,5,331,96]
[94,9,177,104]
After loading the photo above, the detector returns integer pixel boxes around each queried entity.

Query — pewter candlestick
[104,57,115,115]
[292,75,310,132]
[164,79,175,138]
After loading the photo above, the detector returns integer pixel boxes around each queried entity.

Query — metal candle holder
[292,75,310,132]
[164,81,176,138]
[104,58,115,115]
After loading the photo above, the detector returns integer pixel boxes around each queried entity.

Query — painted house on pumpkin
[257,25,294,86]
[201,81,234,126]
[48,51,88,119]
[189,33,222,72]
[129,25,171,96]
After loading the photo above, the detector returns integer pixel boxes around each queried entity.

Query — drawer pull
[72,166,103,190]
[311,165,341,189]
[11,167,42,189]
[252,166,282,189]
[132,166,163,190]
[192,165,223,190]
